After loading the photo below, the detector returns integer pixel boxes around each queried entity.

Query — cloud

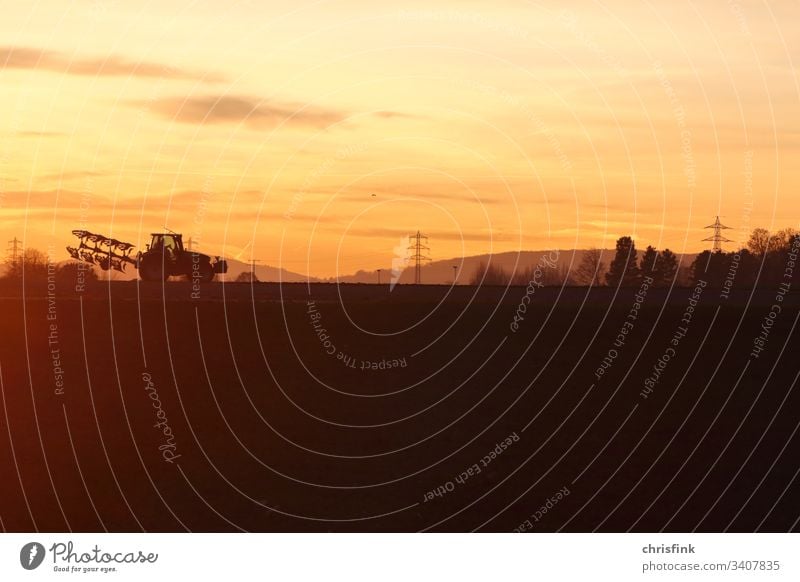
[0,46,223,82]
[17,131,65,138]
[371,110,418,119]
[139,95,343,129]
[337,190,502,205]
[37,170,105,182]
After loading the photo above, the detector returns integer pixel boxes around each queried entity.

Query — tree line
[691,227,799,287]
[469,226,799,288]
[1,248,99,289]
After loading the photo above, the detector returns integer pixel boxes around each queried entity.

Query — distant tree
[735,249,759,288]
[55,262,99,286]
[510,259,566,286]
[691,250,714,284]
[654,249,679,287]
[768,228,798,253]
[762,228,799,283]
[788,234,800,285]
[559,263,575,286]
[487,263,510,285]
[469,264,482,286]
[691,227,799,288]
[573,248,605,286]
[235,271,260,283]
[471,261,510,285]
[691,250,730,286]
[606,236,640,287]
[741,227,799,283]
[3,248,48,280]
[510,264,536,286]
[747,228,770,256]
[791,234,800,255]
[639,245,659,278]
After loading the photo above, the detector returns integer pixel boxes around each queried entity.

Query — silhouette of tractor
[67,230,227,282]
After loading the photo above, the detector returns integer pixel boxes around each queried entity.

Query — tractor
[67,230,228,282]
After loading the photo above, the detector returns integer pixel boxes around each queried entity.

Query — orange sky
[0,0,798,277]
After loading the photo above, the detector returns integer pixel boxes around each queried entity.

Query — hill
[330,249,698,286]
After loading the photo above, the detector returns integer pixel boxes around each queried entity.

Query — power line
[407,231,431,284]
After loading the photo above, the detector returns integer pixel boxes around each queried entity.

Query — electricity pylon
[407,231,431,284]
[703,216,733,253]
[6,237,22,264]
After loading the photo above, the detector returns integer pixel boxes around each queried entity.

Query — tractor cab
[147,233,184,257]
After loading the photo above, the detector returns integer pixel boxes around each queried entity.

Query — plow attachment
[66,230,137,272]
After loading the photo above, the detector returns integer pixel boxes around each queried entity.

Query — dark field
[1,282,798,532]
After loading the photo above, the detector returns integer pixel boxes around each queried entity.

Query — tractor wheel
[139,256,167,282]
[197,261,215,283]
